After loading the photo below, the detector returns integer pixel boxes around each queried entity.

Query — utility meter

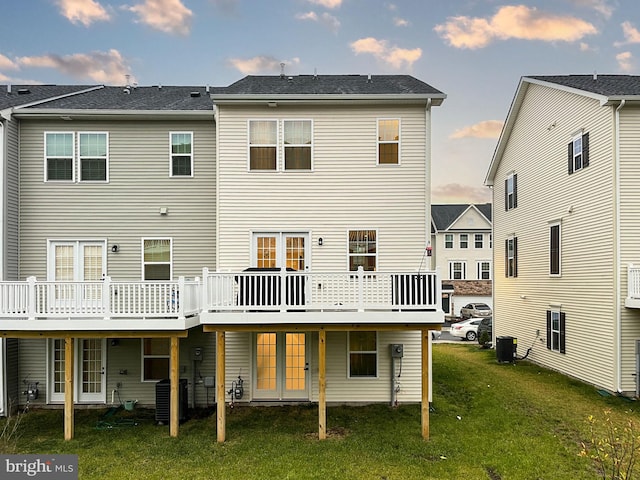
[391,344,404,358]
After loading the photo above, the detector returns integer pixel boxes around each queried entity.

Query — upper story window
[477,261,491,280]
[459,234,468,249]
[284,120,312,170]
[505,237,517,278]
[142,238,172,280]
[45,132,108,182]
[568,132,589,174]
[348,230,377,271]
[505,173,517,210]
[449,261,466,280]
[377,119,400,165]
[249,120,277,170]
[170,132,193,177]
[550,222,561,276]
[474,234,484,249]
[348,331,377,378]
[444,234,454,249]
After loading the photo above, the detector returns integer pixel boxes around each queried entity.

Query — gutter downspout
[425,98,434,406]
[615,99,625,393]
[213,104,219,273]
[0,118,4,282]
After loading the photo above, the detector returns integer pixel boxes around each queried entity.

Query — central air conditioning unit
[155,379,188,424]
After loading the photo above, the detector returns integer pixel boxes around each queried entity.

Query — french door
[49,338,106,403]
[254,332,309,400]
[252,232,309,271]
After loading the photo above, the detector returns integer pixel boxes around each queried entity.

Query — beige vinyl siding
[216,104,429,271]
[18,119,216,280]
[493,82,616,390]
[618,105,640,392]
[5,119,19,280]
[17,339,48,407]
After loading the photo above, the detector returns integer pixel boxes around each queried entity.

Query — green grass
[4,344,640,479]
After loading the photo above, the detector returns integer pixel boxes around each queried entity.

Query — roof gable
[431,204,492,232]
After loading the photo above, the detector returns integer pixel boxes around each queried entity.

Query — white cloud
[56,0,111,26]
[350,37,421,69]
[125,0,192,36]
[432,183,492,204]
[228,56,300,75]
[434,5,597,49]
[0,53,19,71]
[450,120,504,139]
[307,0,342,8]
[16,49,132,84]
[569,0,615,18]
[295,11,340,32]
[614,21,640,47]
[616,51,634,72]
[394,17,409,27]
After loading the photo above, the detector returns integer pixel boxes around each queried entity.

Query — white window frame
[141,238,173,280]
[444,233,454,249]
[506,236,517,278]
[283,119,313,171]
[550,309,562,352]
[506,173,516,210]
[78,131,109,183]
[549,222,561,277]
[169,131,194,178]
[347,331,378,379]
[474,234,484,249]
[477,261,491,280]
[44,131,75,182]
[572,134,583,172]
[248,119,278,171]
[449,261,466,280]
[348,229,378,271]
[459,234,468,249]
[141,338,170,382]
[377,118,400,165]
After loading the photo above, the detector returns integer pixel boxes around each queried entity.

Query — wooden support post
[421,329,430,440]
[216,331,226,443]
[64,337,74,441]
[318,330,326,440]
[170,336,179,437]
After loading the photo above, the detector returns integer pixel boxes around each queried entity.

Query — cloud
[56,0,111,26]
[450,120,504,139]
[614,21,640,47]
[569,0,615,18]
[616,51,634,72]
[307,0,342,8]
[16,49,132,84]
[432,183,492,204]
[227,56,300,75]
[394,17,409,27]
[124,0,192,36]
[350,37,422,69]
[434,5,597,49]
[295,11,340,32]
[0,53,19,71]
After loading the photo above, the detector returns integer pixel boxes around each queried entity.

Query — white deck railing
[0,276,201,320]
[0,268,440,320]
[628,264,640,300]
[202,267,440,313]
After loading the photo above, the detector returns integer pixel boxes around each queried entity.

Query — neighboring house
[430,204,492,317]
[0,74,446,440]
[485,74,640,396]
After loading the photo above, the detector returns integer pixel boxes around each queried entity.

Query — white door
[254,332,309,400]
[48,338,107,403]
[252,232,309,271]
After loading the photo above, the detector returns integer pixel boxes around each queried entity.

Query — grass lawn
[3,344,639,479]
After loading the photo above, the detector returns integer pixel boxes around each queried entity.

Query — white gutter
[12,109,215,119]
[425,98,432,271]
[213,104,220,272]
[615,99,626,393]
[0,119,4,281]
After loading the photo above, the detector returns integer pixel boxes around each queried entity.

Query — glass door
[48,338,106,403]
[254,332,309,400]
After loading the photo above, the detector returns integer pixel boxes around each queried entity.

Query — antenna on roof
[280,63,285,79]
[593,71,598,81]
[125,74,131,88]
[367,74,372,83]
[314,68,317,79]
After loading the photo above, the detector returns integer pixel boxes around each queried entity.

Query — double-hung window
[79,133,108,182]
[142,338,170,381]
[546,310,566,353]
[284,120,312,170]
[459,234,468,249]
[505,237,517,277]
[348,331,377,377]
[249,120,277,170]
[550,222,561,276]
[477,261,491,280]
[449,261,466,280]
[568,132,589,174]
[45,132,74,182]
[444,234,453,249]
[348,230,377,271]
[474,234,484,249]
[170,132,193,177]
[505,173,517,210]
[377,119,400,164]
[142,238,172,280]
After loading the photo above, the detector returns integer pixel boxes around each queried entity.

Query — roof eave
[211,93,446,106]
[11,108,215,120]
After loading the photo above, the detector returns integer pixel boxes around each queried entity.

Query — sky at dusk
[1,0,637,204]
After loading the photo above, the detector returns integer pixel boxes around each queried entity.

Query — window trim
[505,236,518,278]
[459,234,468,249]
[248,119,278,171]
[377,118,400,165]
[141,338,170,382]
[474,234,484,249]
[78,131,109,183]
[347,331,378,379]
[141,237,173,280]
[448,260,467,280]
[477,260,491,280]
[546,309,566,353]
[347,229,378,272]
[549,222,561,276]
[283,119,313,171]
[44,131,75,182]
[568,131,589,174]
[505,172,517,210]
[444,233,454,249]
[169,131,194,178]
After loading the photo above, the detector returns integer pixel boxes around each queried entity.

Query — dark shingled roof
[21,85,214,111]
[0,85,95,110]
[431,204,492,231]
[219,75,444,96]
[528,75,640,97]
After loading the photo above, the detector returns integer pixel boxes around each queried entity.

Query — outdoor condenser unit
[155,379,188,423]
